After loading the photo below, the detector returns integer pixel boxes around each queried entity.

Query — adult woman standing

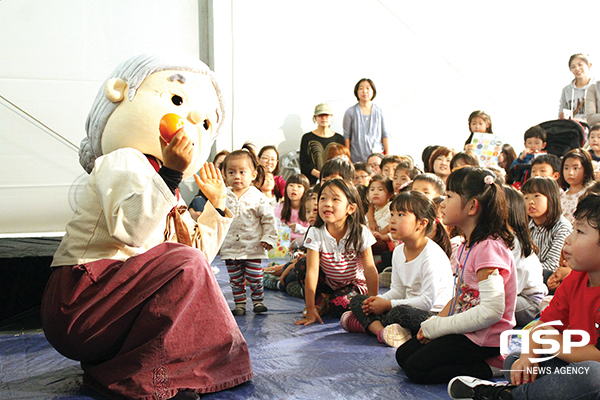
[300,103,345,185]
[559,53,592,122]
[343,78,390,163]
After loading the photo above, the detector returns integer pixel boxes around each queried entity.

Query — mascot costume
[41,53,253,400]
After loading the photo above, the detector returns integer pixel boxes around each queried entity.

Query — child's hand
[547,264,571,290]
[160,130,193,173]
[362,296,390,315]
[289,223,297,232]
[263,264,284,275]
[294,307,323,326]
[511,356,538,385]
[194,162,226,211]
[261,241,273,251]
[416,328,431,345]
[519,149,532,160]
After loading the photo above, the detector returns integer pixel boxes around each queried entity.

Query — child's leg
[349,294,383,333]
[510,361,600,400]
[515,293,541,327]
[395,334,499,384]
[327,285,361,317]
[243,259,266,306]
[225,260,247,308]
[383,305,436,336]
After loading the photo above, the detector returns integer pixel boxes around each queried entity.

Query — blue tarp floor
[0,256,452,400]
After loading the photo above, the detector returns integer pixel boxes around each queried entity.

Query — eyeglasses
[260,156,278,163]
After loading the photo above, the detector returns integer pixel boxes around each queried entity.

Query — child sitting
[342,191,453,348]
[510,125,547,182]
[411,173,445,200]
[450,151,480,170]
[503,185,548,326]
[396,167,517,385]
[294,179,379,324]
[353,162,373,186]
[522,177,572,289]
[367,175,395,255]
[559,148,595,224]
[320,157,355,182]
[263,189,318,297]
[393,161,420,194]
[255,171,279,209]
[530,153,561,180]
[589,124,600,161]
[587,124,600,180]
[380,155,401,180]
[448,193,600,400]
[274,173,310,241]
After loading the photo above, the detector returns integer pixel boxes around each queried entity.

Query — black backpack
[539,119,586,157]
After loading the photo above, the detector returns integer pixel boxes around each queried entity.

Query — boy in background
[530,154,561,180]
[510,126,547,183]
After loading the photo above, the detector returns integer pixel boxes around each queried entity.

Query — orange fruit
[159,113,184,143]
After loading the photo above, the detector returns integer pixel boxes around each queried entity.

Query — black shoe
[170,390,200,400]
[448,376,515,400]
[232,306,246,316]
[253,302,268,313]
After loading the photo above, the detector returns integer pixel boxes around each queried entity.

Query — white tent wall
[0,1,203,235]
[1,0,599,235]
[221,0,600,157]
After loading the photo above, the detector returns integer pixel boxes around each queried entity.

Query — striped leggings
[225,259,264,305]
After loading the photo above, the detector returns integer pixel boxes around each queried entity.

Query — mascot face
[101,70,220,178]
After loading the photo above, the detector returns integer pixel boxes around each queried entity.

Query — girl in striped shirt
[522,177,572,289]
[294,179,379,326]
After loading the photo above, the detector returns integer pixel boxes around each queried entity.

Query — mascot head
[80,53,225,179]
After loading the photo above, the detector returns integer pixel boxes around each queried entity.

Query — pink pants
[41,242,253,400]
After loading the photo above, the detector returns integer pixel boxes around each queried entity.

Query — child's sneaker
[263,274,278,290]
[340,311,365,333]
[253,302,268,313]
[378,323,411,347]
[448,376,515,400]
[286,281,304,298]
[232,304,246,316]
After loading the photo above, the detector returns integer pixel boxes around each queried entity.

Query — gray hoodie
[558,78,592,120]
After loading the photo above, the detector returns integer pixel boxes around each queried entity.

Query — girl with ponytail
[343,191,454,350]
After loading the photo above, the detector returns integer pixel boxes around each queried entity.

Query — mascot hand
[194,163,226,210]
[160,130,194,173]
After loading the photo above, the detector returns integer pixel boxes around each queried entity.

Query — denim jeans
[504,352,600,400]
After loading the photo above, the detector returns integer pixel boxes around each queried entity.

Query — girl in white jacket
[220,144,277,316]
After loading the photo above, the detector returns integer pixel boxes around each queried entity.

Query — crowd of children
[188,67,600,397]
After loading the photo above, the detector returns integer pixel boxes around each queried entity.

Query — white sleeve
[303,227,321,252]
[586,83,600,126]
[379,248,406,302]
[257,196,278,246]
[95,149,177,247]
[420,270,505,340]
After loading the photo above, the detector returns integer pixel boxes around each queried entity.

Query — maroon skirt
[41,242,253,400]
